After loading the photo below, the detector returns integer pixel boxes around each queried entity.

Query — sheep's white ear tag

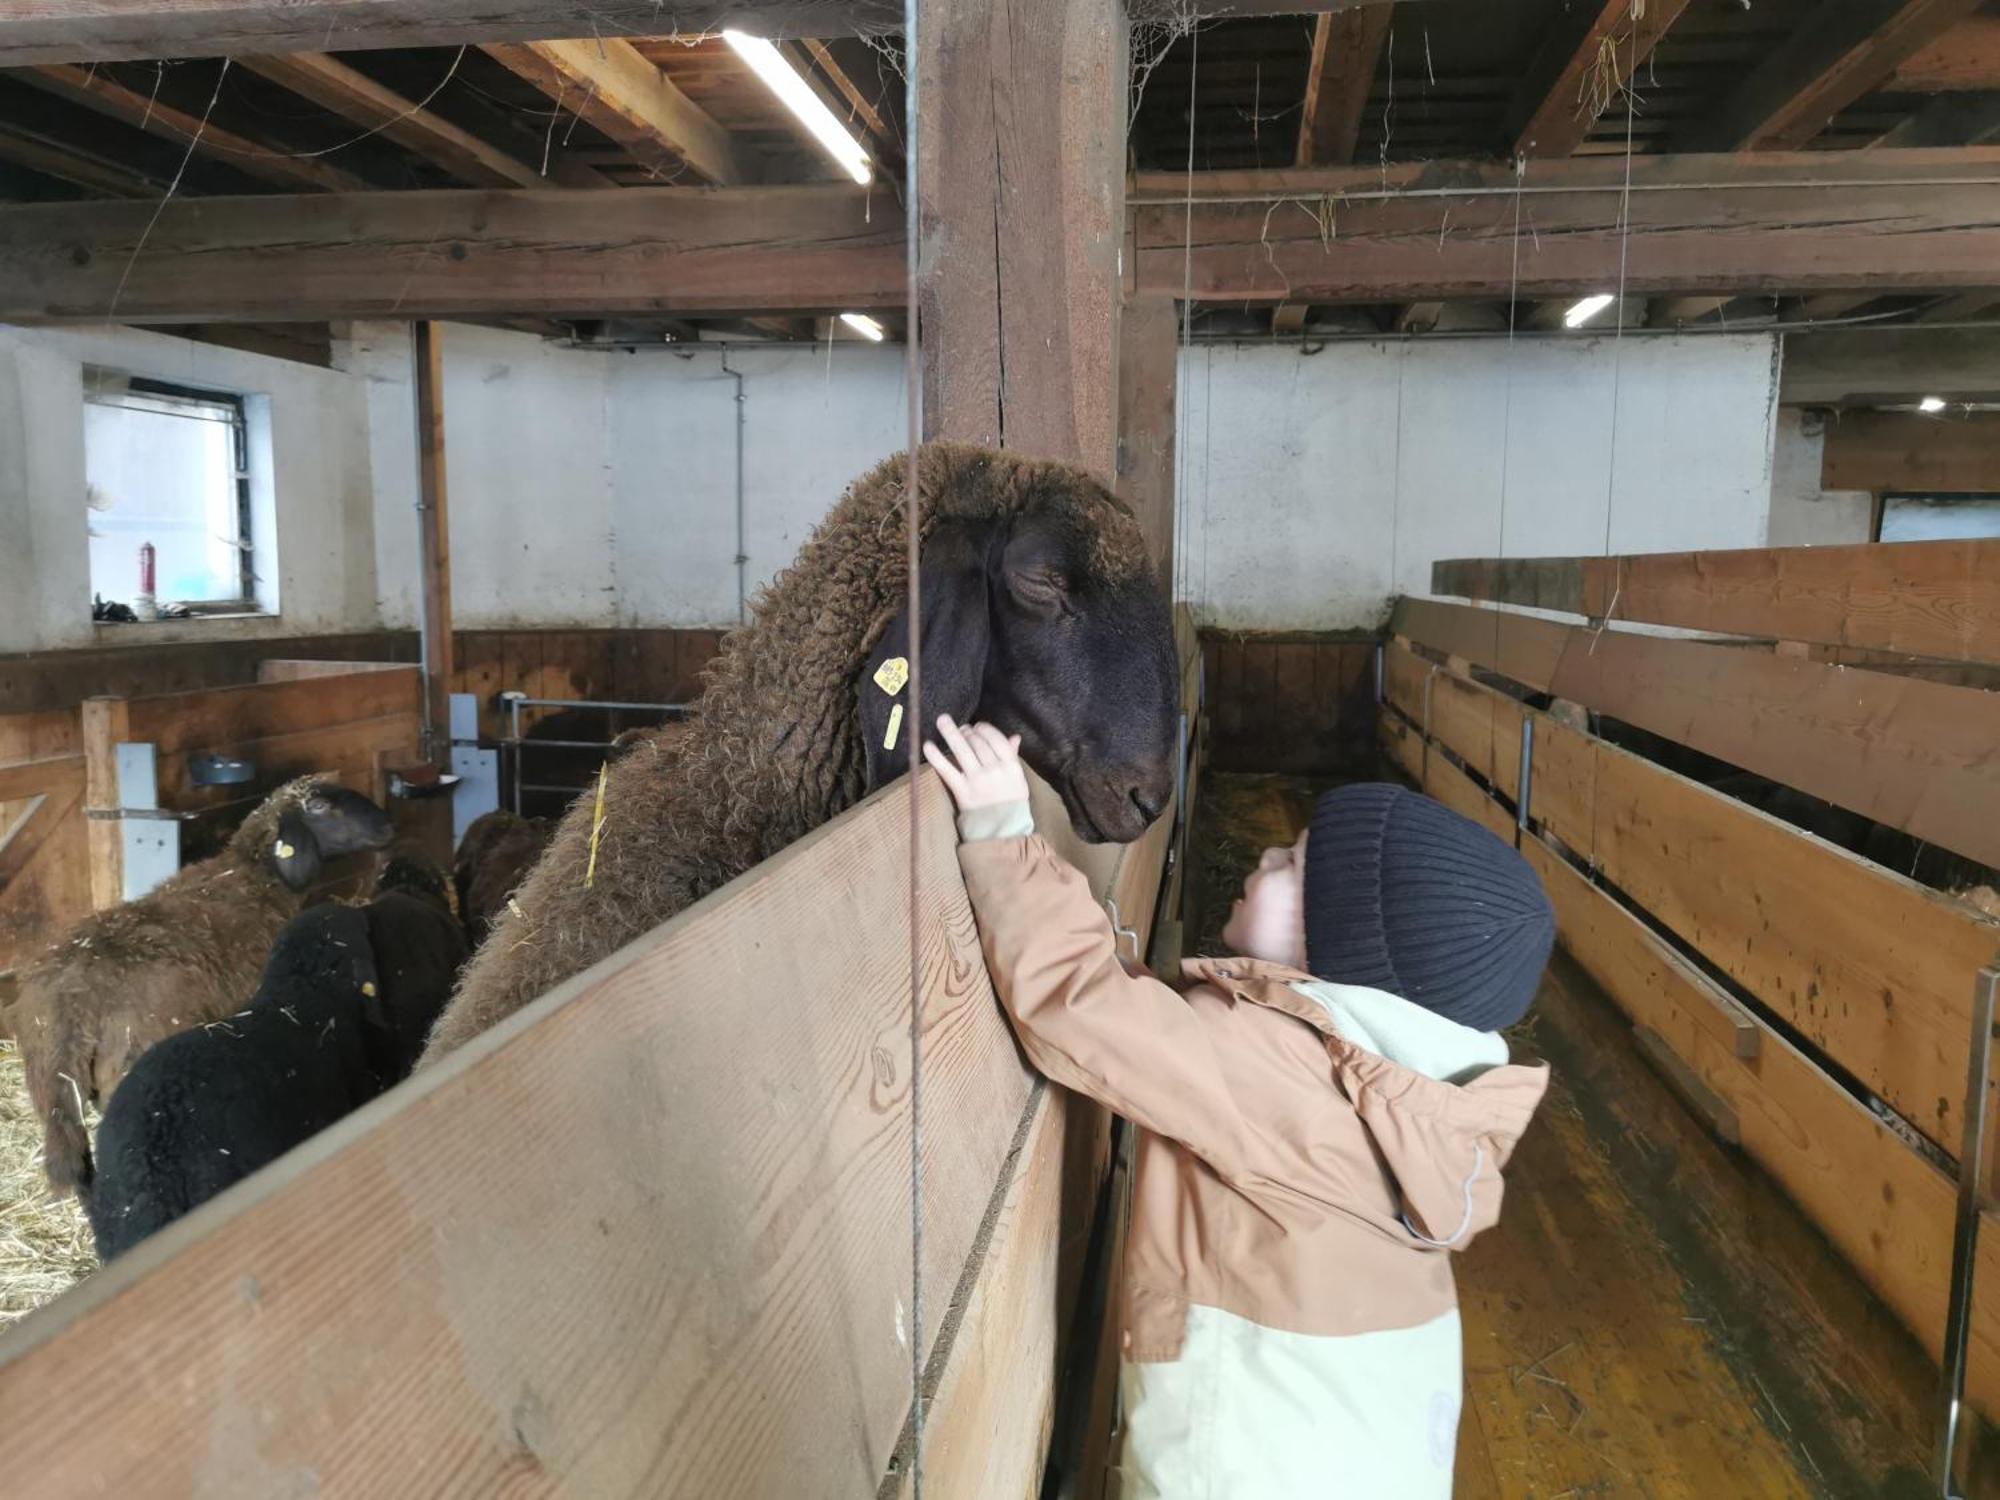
[275,841,295,859]
[884,703,905,751]
[873,656,910,695]
[361,981,377,997]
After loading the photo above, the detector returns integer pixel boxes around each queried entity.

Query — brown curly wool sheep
[14,777,394,1194]
[421,440,1176,1064]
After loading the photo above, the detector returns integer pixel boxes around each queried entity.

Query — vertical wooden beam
[412,321,454,767]
[917,0,1128,480]
[80,696,129,911]
[1117,295,1178,590]
[1296,5,1393,165]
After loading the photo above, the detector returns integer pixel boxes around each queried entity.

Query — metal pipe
[1937,961,2000,1498]
[720,349,748,626]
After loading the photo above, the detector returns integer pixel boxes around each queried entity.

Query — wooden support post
[412,321,454,767]
[1117,295,1178,591]
[916,0,1128,480]
[79,695,129,911]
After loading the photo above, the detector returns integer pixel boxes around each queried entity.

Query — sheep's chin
[1057,781,1145,846]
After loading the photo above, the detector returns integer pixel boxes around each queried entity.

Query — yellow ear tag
[873,656,910,695]
[361,981,377,997]
[274,841,295,859]
[884,702,905,751]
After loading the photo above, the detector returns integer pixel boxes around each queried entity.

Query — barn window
[1878,494,2000,543]
[82,371,270,620]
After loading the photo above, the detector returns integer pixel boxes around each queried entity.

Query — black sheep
[85,889,468,1260]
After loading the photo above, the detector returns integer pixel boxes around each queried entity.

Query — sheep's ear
[863,520,993,791]
[272,808,325,891]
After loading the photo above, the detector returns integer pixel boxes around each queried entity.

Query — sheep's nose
[1130,785,1167,824]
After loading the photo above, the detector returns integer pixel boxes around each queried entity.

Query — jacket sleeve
[956,834,1255,1179]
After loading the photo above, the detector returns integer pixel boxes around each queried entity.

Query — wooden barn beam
[22,63,368,193]
[1781,327,2000,405]
[1508,0,1694,157]
[412,322,455,765]
[0,119,162,196]
[1821,409,2000,492]
[238,52,594,190]
[1649,294,1732,326]
[1129,149,2000,302]
[1888,13,2000,89]
[0,0,1389,66]
[1295,6,1392,166]
[0,184,902,323]
[917,0,1126,478]
[482,38,743,187]
[1679,0,1986,152]
[1117,294,1178,586]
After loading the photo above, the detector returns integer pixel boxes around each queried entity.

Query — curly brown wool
[420,441,1153,1064]
[14,777,354,1196]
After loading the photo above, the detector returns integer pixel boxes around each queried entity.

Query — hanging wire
[1175,24,1201,614]
[109,59,231,318]
[900,4,926,1494]
[1599,13,1640,563]
[1490,154,1527,675]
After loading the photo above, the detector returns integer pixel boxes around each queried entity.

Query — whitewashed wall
[0,325,379,655]
[1176,335,1783,631]
[348,322,907,631]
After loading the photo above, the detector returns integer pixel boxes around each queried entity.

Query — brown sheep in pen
[421,441,1180,1064]
[13,777,395,1195]
[453,809,553,947]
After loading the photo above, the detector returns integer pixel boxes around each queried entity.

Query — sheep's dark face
[863,512,1178,844]
[272,785,398,890]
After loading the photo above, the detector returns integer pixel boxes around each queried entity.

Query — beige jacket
[956,822,1550,1499]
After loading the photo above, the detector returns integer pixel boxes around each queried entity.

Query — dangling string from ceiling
[901,1,927,1494]
[1175,22,1201,617]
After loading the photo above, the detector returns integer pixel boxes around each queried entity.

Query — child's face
[1221,830,1309,970]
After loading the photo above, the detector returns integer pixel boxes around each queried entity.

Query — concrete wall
[0,325,380,655]
[347,322,907,631]
[1767,406,1874,548]
[1175,334,1783,631]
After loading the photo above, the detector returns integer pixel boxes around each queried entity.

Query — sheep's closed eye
[1006,567,1069,614]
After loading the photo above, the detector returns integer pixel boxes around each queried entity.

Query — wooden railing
[0,609,1201,1497]
[1393,540,2000,1418]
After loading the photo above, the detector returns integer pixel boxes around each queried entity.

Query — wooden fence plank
[0,775,1034,1497]
[0,754,89,972]
[120,669,421,759]
[1432,540,2000,666]
[1517,835,1992,1400]
[1394,597,2000,871]
[1584,740,1999,1151]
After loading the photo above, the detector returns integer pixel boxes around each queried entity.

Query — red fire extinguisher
[138,541,156,596]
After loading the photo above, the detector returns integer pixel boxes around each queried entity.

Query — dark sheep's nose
[1130,786,1167,824]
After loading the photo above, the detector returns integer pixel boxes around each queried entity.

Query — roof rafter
[483,38,744,187]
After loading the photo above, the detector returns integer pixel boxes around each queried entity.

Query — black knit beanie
[1303,783,1555,1033]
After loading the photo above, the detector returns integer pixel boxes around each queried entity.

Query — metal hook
[1106,897,1140,963]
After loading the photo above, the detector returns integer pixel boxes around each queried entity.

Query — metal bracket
[1937,960,2000,1499]
[115,742,179,902]
[1373,640,1386,706]
[1517,717,1536,834]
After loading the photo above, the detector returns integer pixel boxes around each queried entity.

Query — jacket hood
[1180,956,1550,1251]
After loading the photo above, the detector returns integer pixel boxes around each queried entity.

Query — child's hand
[923,715,1030,814]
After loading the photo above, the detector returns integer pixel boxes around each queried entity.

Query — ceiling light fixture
[722,31,873,185]
[839,312,886,342]
[1564,293,1615,329]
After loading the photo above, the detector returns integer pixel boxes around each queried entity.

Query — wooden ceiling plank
[1682,0,1987,152]
[483,38,744,186]
[1295,6,1392,166]
[1271,302,1309,334]
[1649,294,1732,326]
[237,52,593,190]
[1871,89,2000,147]
[23,63,367,193]
[1510,0,1695,158]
